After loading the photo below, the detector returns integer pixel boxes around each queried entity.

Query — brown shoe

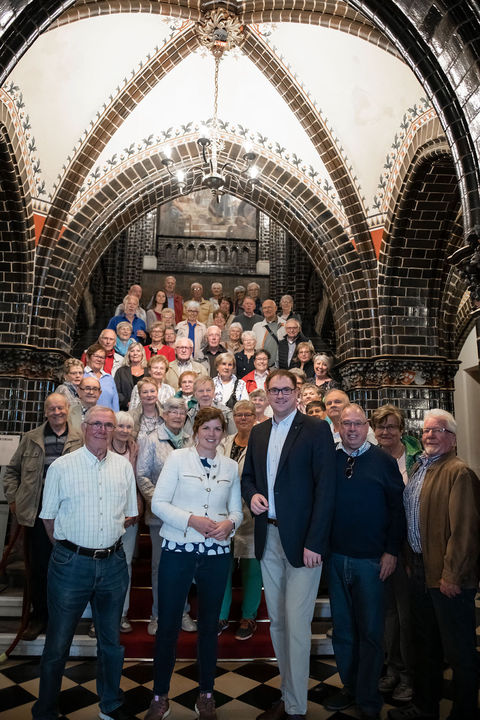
[145,695,170,720]
[257,700,286,720]
[22,619,47,641]
[195,693,217,720]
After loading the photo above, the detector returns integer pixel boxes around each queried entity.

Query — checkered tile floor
[0,656,462,719]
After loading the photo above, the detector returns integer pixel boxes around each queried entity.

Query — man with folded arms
[32,405,138,720]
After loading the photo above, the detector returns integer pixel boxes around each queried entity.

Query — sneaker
[387,704,438,720]
[217,619,229,635]
[181,612,198,632]
[195,692,217,720]
[88,623,96,639]
[235,618,257,640]
[392,682,413,702]
[323,688,355,711]
[120,616,132,633]
[147,616,158,635]
[99,704,136,720]
[144,695,171,720]
[379,673,399,693]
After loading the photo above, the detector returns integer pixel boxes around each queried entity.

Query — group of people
[3,275,480,720]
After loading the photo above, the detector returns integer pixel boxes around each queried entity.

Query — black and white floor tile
[0,656,462,719]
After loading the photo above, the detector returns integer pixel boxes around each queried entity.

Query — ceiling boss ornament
[196,9,245,57]
[161,10,260,198]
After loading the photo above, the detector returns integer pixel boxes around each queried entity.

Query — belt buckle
[93,548,106,559]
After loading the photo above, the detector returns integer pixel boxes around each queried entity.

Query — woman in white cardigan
[148,407,243,720]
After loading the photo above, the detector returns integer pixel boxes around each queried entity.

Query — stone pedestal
[337,356,459,435]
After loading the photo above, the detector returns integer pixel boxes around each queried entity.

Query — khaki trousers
[261,524,321,715]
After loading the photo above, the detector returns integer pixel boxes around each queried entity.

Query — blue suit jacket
[241,411,336,567]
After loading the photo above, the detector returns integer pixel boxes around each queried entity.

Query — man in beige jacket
[3,393,82,639]
[389,408,480,720]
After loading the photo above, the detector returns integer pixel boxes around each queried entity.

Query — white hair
[115,411,134,428]
[424,409,456,434]
[175,336,193,348]
[207,325,221,336]
[185,300,200,311]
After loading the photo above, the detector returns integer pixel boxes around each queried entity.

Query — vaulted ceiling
[4,1,430,236]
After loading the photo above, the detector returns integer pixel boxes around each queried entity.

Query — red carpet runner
[120,532,274,660]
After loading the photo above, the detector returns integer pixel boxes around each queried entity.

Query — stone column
[0,347,69,433]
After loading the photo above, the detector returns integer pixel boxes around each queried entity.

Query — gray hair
[163,396,188,414]
[280,294,293,304]
[185,300,200,312]
[116,321,133,334]
[234,285,246,294]
[241,330,256,343]
[313,353,333,370]
[83,406,115,424]
[424,408,456,434]
[229,322,243,334]
[289,368,307,382]
[115,411,134,428]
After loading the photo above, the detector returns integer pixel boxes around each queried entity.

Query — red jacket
[144,344,175,362]
[243,370,259,394]
[167,293,184,324]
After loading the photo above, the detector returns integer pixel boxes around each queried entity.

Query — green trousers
[219,557,263,621]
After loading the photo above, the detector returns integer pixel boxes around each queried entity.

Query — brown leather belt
[58,538,122,559]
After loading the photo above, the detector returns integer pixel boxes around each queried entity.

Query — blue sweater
[330,445,405,558]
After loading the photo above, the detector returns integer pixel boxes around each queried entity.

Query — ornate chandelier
[161,10,260,198]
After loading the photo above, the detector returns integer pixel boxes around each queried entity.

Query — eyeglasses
[85,421,115,431]
[90,354,106,361]
[234,412,255,418]
[377,424,400,432]
[345,455,355,479]
[341,420,366,429]
[267,387,295,397]
[422,427,454,436]
[81,386,100,393]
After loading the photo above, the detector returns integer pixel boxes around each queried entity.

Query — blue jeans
[409,553,478,719]
[32,542,128,720]
[328,553,385,715]
[153,548,231,695]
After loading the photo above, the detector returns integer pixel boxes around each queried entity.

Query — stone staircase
[0,531,334,660]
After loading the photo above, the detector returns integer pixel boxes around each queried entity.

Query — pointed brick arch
[380,115,445,244]
[378,143,462,356]
[0,110,35,340]
[37,140,374,359]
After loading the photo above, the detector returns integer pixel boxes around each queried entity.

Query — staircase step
[0,619,97,658]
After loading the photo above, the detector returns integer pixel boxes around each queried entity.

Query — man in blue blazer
[242,369,336,720]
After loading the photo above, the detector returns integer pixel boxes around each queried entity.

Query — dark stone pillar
[1,346,69,433]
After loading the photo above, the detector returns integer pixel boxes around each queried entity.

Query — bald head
[45,393,69,434]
